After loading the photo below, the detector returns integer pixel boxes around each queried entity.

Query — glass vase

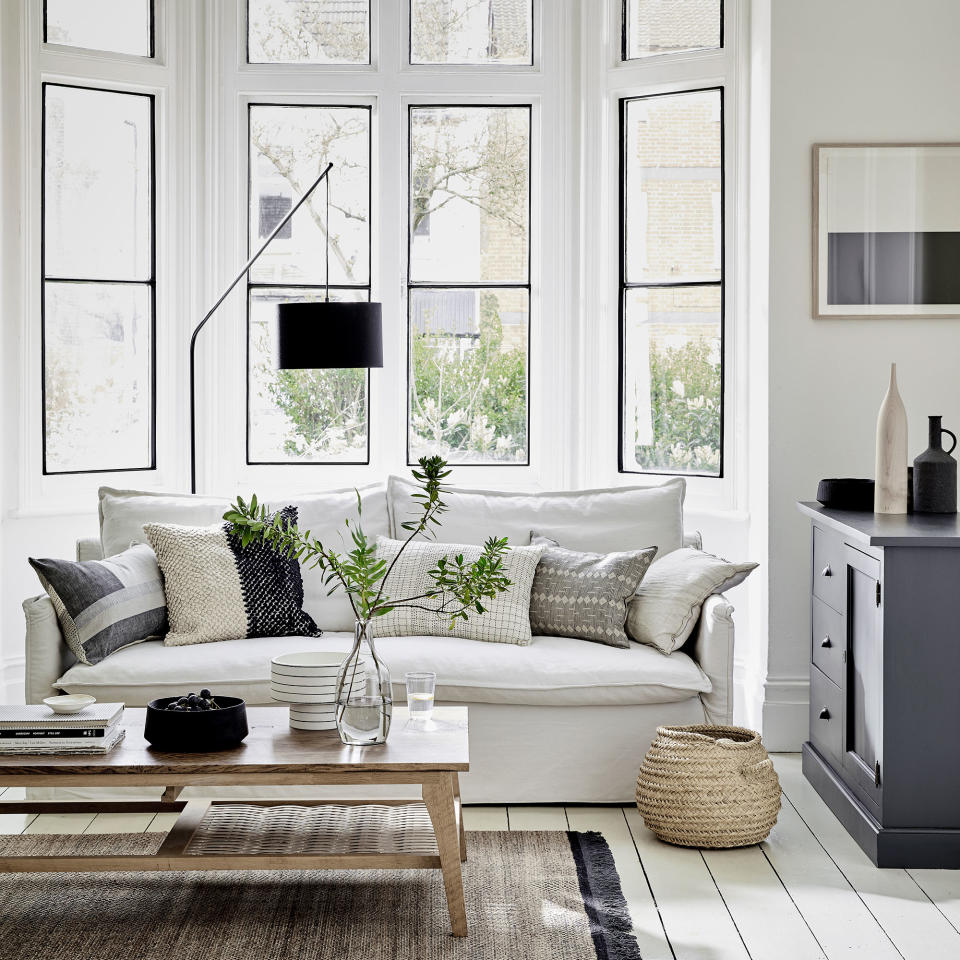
[335,620,393,745]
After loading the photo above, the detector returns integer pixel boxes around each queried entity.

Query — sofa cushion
[369,537,542,646]
[387,475,685,555]
[98,483,389,633]
[55,632,710,708]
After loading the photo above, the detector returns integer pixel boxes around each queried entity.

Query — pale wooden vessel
[874,362,908,514]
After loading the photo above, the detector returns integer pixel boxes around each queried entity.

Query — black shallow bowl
[144,697,248,752]
[816,478,875,511]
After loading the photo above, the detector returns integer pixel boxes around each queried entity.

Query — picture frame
[813,143,960,319]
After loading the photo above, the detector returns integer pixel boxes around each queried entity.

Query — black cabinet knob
[819,707,830,720]
[821,636,832,648]
[821,564,832,578]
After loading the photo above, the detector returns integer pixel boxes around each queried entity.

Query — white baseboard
[1,656,25,704]
[761,675,809,751]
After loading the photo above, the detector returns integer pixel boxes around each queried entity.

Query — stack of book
[0,703,126,755]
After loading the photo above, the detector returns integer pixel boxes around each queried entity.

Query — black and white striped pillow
[29,543,168,665]
[145,506,321,647]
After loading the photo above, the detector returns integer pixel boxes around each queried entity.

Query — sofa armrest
[693,593,734,725]
[77,537,103,561]
[23,595,72,704]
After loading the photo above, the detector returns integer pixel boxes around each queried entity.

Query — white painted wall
[761,0,960,748]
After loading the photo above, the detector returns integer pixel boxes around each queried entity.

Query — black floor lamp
[189,161,383,493]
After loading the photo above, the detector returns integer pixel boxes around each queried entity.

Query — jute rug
[0,830,641,960]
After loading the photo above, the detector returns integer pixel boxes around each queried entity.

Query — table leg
[423,774,468,937]
[454,774,466,862]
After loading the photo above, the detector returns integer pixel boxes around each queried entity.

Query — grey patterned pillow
[529,533,657,648]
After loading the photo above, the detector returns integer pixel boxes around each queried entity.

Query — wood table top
[0,706,469,780]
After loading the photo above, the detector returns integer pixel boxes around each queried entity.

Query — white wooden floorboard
[624,805,750,960]
[23,813,97,835]
[761,793,900,959]
[703,842,827,960]
[145,812,181,833]
[566,806,674,960]
[906,869,960,934]
[506,805,568,831]
[0,813,35,834]
[84,812,155,834]
[776,754,960,958]
[461,805,509,831]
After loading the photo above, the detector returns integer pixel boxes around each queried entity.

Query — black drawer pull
[819,707,830,720]
[821,564,832,578]
[821,636,832,648]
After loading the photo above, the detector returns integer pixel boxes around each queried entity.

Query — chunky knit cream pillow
[368,537,542,645]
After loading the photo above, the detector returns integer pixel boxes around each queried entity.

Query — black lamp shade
[276,301,383,369]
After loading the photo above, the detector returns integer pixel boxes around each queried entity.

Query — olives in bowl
[144,693,248,752]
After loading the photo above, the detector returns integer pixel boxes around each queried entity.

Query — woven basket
[635,724,781,848]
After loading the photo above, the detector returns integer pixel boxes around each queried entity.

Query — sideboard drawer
[812,597,844,687]
[810,665,842,767]
[812,525,845,612]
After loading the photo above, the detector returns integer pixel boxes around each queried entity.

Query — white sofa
[22,480,736,804]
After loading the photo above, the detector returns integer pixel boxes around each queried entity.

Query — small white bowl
[43,694,97,714]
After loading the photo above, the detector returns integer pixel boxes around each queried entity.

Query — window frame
[405,101,533,468]
[42,0,157,59]
[40,80,158,476]
[407,0,536,68]
[617,84,725,479]
[620,0,723,64]
[244,100,374,467]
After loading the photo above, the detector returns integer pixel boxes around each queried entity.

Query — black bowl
[816,478,875,511]
[144,697,248,752]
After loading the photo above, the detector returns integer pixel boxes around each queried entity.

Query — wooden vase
[874,363,908,514]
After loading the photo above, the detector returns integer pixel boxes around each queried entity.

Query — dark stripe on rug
[568,830,642,960]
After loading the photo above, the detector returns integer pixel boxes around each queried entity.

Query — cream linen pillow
[627,547,757,654]
[368,538,543,646]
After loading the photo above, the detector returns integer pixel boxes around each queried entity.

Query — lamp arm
[189,161,334,493]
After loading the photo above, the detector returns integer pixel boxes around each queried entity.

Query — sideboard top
[797,501,960,546]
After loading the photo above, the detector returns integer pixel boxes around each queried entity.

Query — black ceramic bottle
[913,415,958,513]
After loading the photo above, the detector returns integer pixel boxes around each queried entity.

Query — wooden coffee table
[0,705,469,936]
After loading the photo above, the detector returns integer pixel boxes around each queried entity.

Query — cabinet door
[842,544,883,816]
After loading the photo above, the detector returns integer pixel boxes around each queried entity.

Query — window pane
[248,0,370,63]
[410,0,533,65]
[410,106,529,283]
[624,90,721,284]
[622,286,721,476]
[44,282,153,473]
[409,288,528,464]
[249,288,368,463]
[249,105,370,286]
[44,85,152,282]
[45,0,152,56]
[624,0,721,60]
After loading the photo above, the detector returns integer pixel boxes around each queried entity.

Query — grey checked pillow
[29,543,167,665]
[529,534,657,648]
[369,537,543,646]
[145,506,321,647]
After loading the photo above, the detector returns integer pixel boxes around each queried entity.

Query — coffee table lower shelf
[0,799,468,934]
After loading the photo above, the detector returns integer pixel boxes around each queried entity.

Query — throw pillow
[368,537,543,646]
[529,534,657,648]
[626,547,758,654]
[144,506,321,647]
[29,543,167,666]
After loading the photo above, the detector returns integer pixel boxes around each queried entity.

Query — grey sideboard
[797,502,960,868]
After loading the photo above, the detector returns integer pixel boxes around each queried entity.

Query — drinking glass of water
[405,672,436,723]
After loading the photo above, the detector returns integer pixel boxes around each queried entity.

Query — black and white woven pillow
[144,506,321,647]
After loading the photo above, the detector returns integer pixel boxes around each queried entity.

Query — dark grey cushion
[529,533,657,648]
[29,543,168,665]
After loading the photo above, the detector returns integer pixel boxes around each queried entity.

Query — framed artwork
[813,143,960,318]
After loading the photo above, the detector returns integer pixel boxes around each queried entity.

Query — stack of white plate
[270,651,366,731]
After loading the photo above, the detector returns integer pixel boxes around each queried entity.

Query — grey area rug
[0,831,640,960]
